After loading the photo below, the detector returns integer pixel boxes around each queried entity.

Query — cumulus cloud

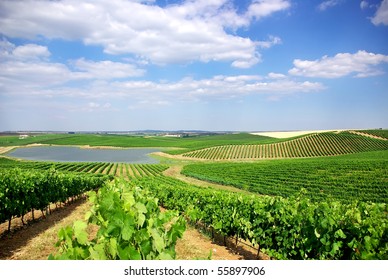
[12,44,51,60]
[289,51,388,78]
[0,39,50,61]
[0,0,290,68]
[0,39,146,92]
[371,0,388,25]
[1,44,323,103]
[247,0,291,20]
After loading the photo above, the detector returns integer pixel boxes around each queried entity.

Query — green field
[181,150,388,203]
[182,131,388,159]
[0,157,168,179]
[1,129,387,260]
[0,133,275,155]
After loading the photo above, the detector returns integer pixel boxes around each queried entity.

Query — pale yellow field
[250,129,347,138]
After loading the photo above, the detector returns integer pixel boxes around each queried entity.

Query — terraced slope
[182,131,388,160]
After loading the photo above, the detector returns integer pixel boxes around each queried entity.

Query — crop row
[50,179,186,260]
[137,176,388,260]
[181,154,388,203]
[0,158,168,179]
[0,168,108,231]
[182,132,388,160]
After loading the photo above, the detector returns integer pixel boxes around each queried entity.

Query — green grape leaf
[150,228,165,253]
[138,213,146,228]
[73,221,88,245]
[121,226,134,241]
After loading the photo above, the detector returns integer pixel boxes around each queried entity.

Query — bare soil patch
[0,147,16,154]
[0,199,90,260]
[250,129,344,138]
[0,197,256,260]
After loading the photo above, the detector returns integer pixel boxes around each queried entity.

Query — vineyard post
[256,244,260,259]
[8,217,11,232]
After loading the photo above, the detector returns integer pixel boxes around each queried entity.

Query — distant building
[19,134,29,139]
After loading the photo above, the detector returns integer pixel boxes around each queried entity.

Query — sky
[0,0,387,132]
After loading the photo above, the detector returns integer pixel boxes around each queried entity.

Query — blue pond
[7,146,161,164]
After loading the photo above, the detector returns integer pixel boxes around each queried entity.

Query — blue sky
[0,0,387,132]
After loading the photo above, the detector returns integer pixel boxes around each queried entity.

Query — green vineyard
[0,168,108,231]
[137,175,388,260]
[181,151,388,203]
[182,132,388,160]
[0,130,387,260]
[0,158,168,179]
[50,179,186,260]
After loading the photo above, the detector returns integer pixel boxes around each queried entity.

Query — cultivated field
[0,129,387,260]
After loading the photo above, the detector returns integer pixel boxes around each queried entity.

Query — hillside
[182,131,388,160]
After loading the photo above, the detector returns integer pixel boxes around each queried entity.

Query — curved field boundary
[0,147,15,155]
[182,132,388,160]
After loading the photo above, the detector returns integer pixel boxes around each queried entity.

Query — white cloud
[0,40,50,61]
[268,72,287,79]
[372,0,388,25]
[12,44,51,60]
[0,0,290,68]
[317,0,342,11]
[72,59,145,79]
[107,75,324,105]
[289,51,388,78]
[247,0,291,20]
[0,39,145,90]
[1,55,323,103]
[0,61,71,87]
[256,36,282,49]
[360,1,370,9]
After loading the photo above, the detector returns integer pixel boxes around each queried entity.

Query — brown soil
[0,198,262,260]
[0,199,90,260]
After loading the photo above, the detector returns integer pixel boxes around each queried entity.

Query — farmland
[182,131,388,160]
[0,129,387,260]
[0,132,274,154]
[181,150,388,203]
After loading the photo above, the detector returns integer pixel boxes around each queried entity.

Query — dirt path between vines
[348,130,387,141]
[163,165,250,194]
[0,198,259,260]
